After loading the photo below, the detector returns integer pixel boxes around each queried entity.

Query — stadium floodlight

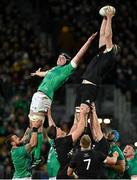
[98,118,103,124]
[103,118,111,124]
[134,142,137,147]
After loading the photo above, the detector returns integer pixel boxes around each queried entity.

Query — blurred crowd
[46,0,137,105]
[0,0,137,178]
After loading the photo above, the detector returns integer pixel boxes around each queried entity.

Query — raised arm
[104,7,113,49]
[20,127,31,144]
[71,104,90,142]
[72,32,97,66]
[30,68,48,77]
[47,108,56,127]
[69,110,80,134]
[99,6,115,50]
[99,17,107,48]
[90,103,103,142]
[25,120,42,153]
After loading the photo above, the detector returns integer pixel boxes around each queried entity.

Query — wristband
[32,127,38,132]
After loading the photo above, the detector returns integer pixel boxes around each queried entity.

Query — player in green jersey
[6,120,42,179]
[28,32,97,167]
[29,32,97,122]
[106,129,125,179]
[47,138,60,180]
[123,144,137,179]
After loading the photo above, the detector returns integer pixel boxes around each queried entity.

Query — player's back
[82,49,116,85]
[55,135,73,178]
[70,149,106,179]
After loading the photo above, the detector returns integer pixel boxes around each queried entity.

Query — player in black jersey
[75,6,120,117]
[47,104,90,179]
[67,103,118,179]
[67,134,118,179]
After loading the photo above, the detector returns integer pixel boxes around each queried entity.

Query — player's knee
[28,114,45,124]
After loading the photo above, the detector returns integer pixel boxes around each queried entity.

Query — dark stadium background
[0,0,137,178]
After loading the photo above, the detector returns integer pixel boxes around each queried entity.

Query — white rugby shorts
[30,92,52,113]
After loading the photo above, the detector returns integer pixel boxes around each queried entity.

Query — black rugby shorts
[75,84,98,107]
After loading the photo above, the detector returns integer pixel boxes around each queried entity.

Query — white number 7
[84,159,91,170]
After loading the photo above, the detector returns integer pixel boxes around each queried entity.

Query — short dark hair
[5,134,14,149]
[47,125,57,139]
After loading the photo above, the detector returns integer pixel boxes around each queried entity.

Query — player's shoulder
[12,145,26,155]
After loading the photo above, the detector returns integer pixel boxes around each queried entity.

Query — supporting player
[6,120,42,179]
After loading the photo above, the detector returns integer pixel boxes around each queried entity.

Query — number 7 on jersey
[84,159,91,170]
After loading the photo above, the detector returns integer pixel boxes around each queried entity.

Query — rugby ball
[99,5,116,17]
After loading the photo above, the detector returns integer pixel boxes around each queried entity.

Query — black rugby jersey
[82,48,116,85]
[55,135,73,178]
[69,149,106,179]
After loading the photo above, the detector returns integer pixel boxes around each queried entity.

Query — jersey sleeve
[70,60,77,68]
[60,62,76,76]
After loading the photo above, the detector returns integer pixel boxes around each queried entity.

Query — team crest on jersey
[84,153,89,158]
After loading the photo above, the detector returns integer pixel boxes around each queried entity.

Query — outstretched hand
[30,68,41,76]
[105,6,115,18]
[88,32,98,42]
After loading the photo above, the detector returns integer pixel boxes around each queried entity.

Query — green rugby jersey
[11,146,31,178]
[135,149,137,159]
[38,62,76,100]
[47,139,60,177]
[107,144,125,179]
[126,155,137,177]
